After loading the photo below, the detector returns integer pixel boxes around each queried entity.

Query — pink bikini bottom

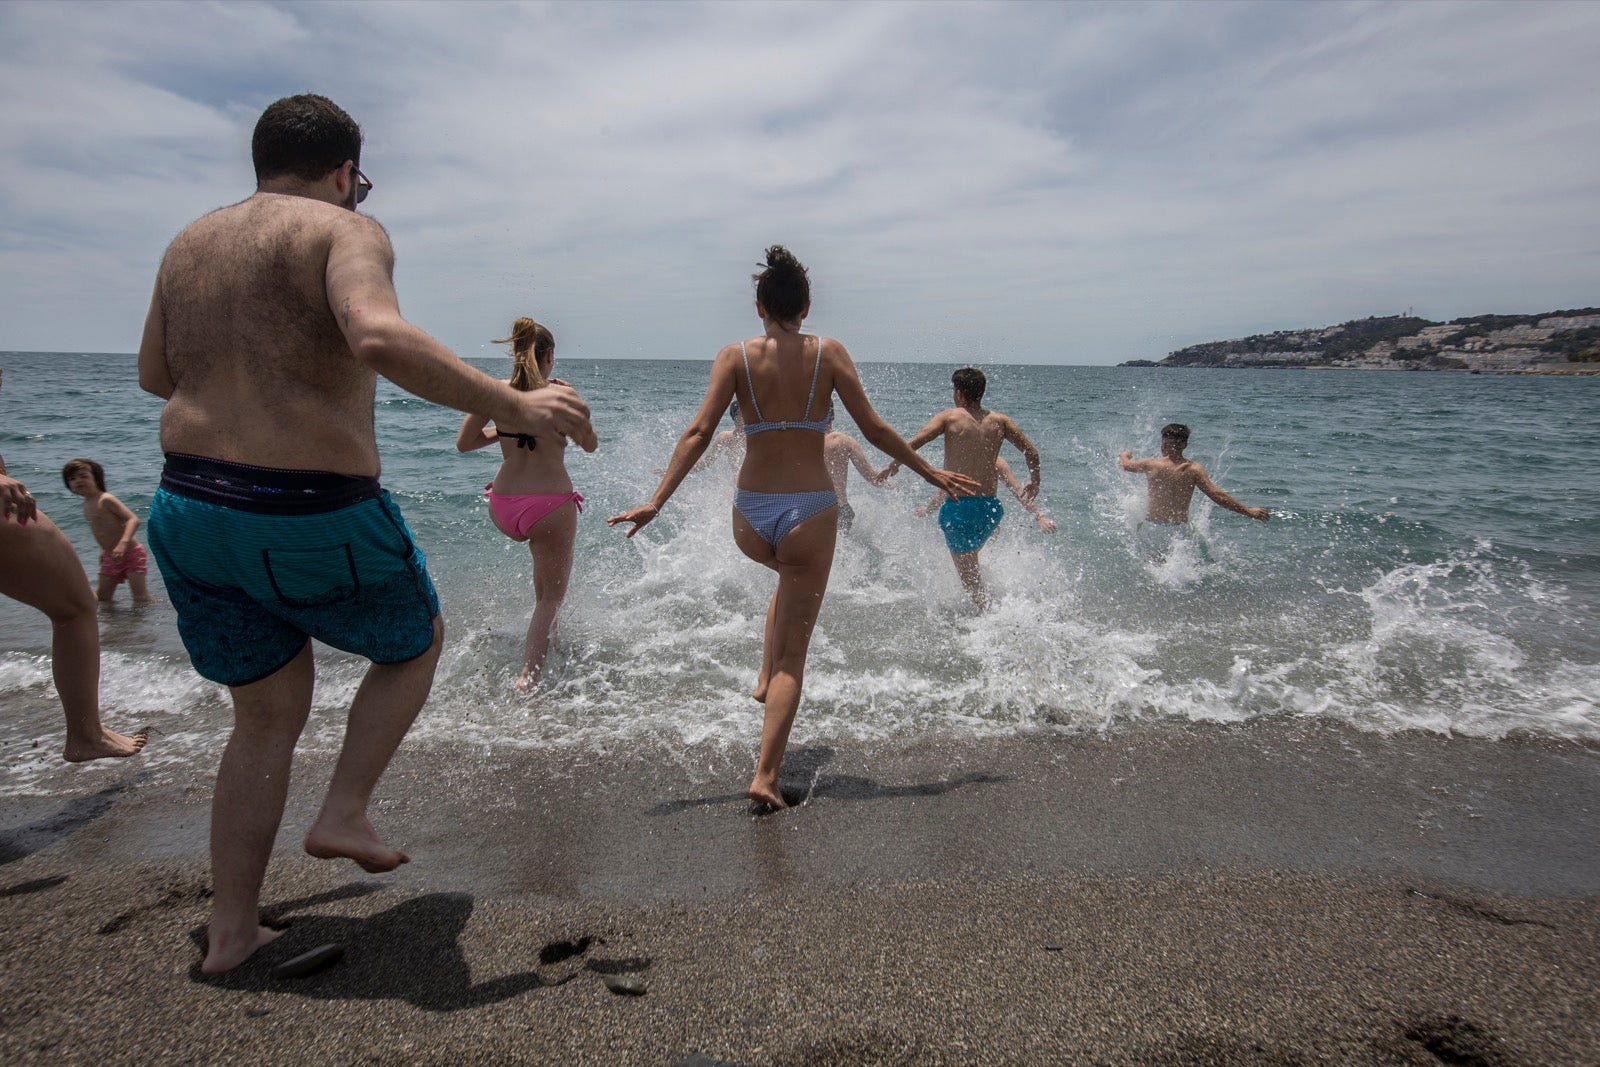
[485,485,584,539]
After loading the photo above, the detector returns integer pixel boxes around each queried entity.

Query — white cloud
[1,0,1596,363]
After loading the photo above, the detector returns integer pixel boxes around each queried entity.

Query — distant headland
[1122,308,1600,374]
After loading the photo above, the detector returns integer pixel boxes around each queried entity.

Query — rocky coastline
[1123,307,1600,373]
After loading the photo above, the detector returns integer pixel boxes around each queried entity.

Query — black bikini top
[497,428,537,451]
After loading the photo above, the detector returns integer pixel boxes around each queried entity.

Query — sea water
[2,352,1597,796]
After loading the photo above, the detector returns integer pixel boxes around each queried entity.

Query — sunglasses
[351,163,373,204]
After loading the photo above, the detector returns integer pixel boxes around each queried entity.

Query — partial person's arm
[104,495,139,556]
[914,489,946,518]
[136,277,174,399]
[608,351,739,538]
[1194,465,1269,521]
[832,357,977,498]
[328,216,596,451]
[842,436,889,486]
[0,460,38,525]
[998,457,1055,533]
[1002,419,1041,503]
[455,413,498,452]
[1118,450,1154,473]
[879,413,947,480]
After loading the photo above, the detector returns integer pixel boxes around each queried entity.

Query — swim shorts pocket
[262,543,362,607]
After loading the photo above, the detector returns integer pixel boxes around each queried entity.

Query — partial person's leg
[0,513,147,761]
[304,615,443,871]
[95,574,118,604]
[205,642,314,973]
[516,507,577,691]
[732,509,780,703]
[129,571,152,604]
[951,549,988,611]
[748,510,837,808]
[752,592,777,703]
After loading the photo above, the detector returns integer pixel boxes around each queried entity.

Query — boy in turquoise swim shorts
[884,368,1041,609]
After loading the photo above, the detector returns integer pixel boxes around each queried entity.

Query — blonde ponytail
[492,316,554,391]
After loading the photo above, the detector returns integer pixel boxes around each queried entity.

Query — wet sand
[2,721,1597,1064]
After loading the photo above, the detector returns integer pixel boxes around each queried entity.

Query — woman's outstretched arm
[829,341,980,500]
[609,350,739,538]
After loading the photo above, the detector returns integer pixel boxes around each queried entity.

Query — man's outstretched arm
[1194,466,1269,521]
[328,215,596,450]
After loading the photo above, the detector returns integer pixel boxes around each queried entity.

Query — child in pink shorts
[63,458,153,604]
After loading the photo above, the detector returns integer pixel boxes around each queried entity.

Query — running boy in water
[62,459,153,605]
[885,367,1041,609]
[1118,423,1267,560]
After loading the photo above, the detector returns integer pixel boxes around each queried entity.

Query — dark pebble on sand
[1044,942,1063,951]
[245,1008,270,1018]
[270,942,345,980]
[602,973,647,996]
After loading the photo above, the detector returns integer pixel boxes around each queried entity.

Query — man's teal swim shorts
[147,453,441,687]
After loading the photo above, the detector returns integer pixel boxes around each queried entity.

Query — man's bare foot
[747,782,787,810]
[63,727,149,763]
[304,814,409,873]
[202,922,282,974]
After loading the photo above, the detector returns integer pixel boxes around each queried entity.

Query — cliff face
[1127,309,1600,371]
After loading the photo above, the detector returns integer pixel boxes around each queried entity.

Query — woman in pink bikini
[457,317,595,690]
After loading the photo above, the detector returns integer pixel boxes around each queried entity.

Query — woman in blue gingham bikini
[611,246,976,809]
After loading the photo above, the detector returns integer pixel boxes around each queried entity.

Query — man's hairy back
[154,194,382,474]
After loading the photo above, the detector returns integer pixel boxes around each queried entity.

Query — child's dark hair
[952,367,987,404]
[62,458,106,492]
[1161,423,1190,444]
[752,245,810,323]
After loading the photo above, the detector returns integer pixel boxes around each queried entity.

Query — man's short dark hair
[1161,423,1190,443]
[952,367,986,403]
[252,94,363,183]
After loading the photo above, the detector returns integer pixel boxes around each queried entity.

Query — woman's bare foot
[202,922,282,974]
[747,781,787,811]
[304,813,409,873]
[63,727,149,763]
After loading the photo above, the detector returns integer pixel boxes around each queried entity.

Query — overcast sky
[2,0,1596,365]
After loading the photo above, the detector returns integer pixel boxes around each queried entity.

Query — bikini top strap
[803,336,824,420]
[740,340,765,423]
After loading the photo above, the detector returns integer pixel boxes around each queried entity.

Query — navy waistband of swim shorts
[159,452,383,515]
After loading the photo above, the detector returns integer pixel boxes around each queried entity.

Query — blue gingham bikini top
[740,336,834,437]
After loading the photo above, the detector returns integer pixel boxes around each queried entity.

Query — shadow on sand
[645,745,1012,816]
[0,778,142,867]
[189,882,602,1011]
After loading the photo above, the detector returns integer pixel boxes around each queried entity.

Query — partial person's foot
[63,727,149,762]
[751,677,769,703]
[747,782,787,811]
[202,922,282,974]
[513,666,539,693]
[304,814,410,873]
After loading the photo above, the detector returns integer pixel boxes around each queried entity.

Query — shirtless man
[885,367,1040,609]
[0,458,149,762]
[138,94,595,974]
[1118,423,1267,560]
